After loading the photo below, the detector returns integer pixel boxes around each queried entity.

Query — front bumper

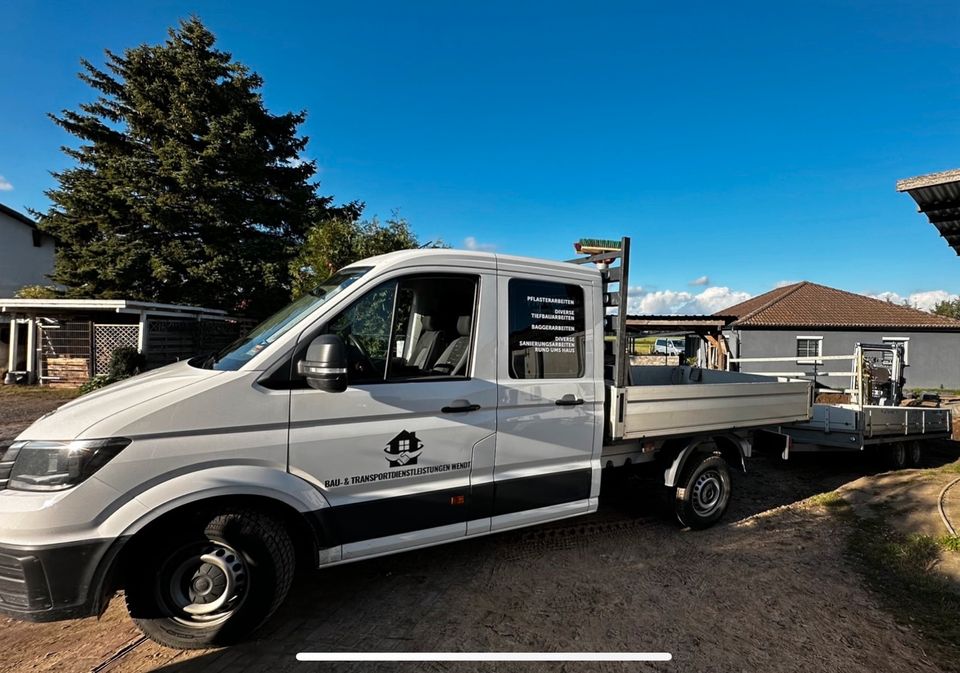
[0,539,114,622]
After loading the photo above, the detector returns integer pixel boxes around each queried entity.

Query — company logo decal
[385,430,423,467]
[320,429,471,489]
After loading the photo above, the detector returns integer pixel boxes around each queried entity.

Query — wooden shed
[1,299,249,386]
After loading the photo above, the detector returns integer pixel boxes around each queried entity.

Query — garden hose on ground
[938,476,960,536]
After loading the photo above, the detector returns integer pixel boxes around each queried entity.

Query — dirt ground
[0,386,78,442]
[1,390,959,673]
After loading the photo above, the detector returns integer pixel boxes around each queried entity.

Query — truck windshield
[202,268,370,371]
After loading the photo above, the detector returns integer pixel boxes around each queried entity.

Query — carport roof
[0,298,227,319]
[897,168,960,255]
[625,315,734,332]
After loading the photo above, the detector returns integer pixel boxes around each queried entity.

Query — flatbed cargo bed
[606,366,812,442]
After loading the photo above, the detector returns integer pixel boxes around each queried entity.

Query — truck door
[492,271,600,530]
[288,270,497,560]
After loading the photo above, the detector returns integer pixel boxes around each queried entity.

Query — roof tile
[719,281,960,330]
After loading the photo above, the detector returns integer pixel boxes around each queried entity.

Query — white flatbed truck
[0,237,811,647]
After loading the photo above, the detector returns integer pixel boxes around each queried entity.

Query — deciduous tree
[933,298,960,320]
[290,214,420,298]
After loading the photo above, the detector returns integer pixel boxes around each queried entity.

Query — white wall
[0,210,55,296]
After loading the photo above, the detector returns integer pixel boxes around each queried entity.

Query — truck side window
[326,280,398,383]
[322,274,478,384]
[387,275,478,380]
[508,279,585,379]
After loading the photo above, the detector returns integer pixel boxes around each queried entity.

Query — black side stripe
[491,469,591,517]
[309,468,592,547]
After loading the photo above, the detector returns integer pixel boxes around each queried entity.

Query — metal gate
[38,320,92,385]
[93,324,141,375]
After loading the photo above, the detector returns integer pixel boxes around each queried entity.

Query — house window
[796,336,823,362]
[882,337,909,365]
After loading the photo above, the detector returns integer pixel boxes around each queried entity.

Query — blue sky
[3,1,960,313]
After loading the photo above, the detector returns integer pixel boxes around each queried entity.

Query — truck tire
[125,508,296,649]
[675,454,731,529]
[908,441,923,467]
[886,442,908,470]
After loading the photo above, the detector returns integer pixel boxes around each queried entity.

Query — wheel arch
[662,433,747,488]
[92,469,333,616]
[711,433,748,474]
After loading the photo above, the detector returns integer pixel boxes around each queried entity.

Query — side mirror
[297,334,348,392]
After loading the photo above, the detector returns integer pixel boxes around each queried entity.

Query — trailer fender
[663,434,747,488]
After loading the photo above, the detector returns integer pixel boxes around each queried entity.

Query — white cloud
[462,236,496,252]
[867,289,958,312]
[775,279,800,288]
[628,286,752,315]
[689,275,710,286]
[625,284,957,316]
[0,176,12,191]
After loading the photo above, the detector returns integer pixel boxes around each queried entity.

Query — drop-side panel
[779,404,951,450]
[619,380,811,440]
[863,406,950,438]
[789,404,860,433]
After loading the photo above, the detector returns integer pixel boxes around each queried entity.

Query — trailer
[738,343,952,467]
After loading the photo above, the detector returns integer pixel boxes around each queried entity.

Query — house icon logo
[384,430,424,467]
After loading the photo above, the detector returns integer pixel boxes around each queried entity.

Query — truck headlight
[2,438,132,491]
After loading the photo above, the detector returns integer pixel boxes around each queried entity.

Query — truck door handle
[556,394,585,406]
[442,400,481,413]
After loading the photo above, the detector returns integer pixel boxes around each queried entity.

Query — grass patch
[631,336,657,356]
[807,490,846,509]
[0,386,80,401]
[846,517,960,671]
[937,460,960,475]
[939,535,960,553]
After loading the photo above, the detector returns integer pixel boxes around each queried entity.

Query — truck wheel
[125,508,295,649]
[675,454,731,529]
[886,442,907,470]
[907,441,923,467]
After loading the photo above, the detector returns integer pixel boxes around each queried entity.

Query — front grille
[0,552,50,610]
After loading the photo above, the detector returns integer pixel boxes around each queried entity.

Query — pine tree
[39,17,354,317]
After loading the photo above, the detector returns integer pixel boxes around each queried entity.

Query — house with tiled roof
[718,281,960,391]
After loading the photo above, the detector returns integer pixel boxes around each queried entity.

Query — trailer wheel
[886,442,908,470]
[675,454,731,529]
[908,441,923,467]
[125,508,295,649]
